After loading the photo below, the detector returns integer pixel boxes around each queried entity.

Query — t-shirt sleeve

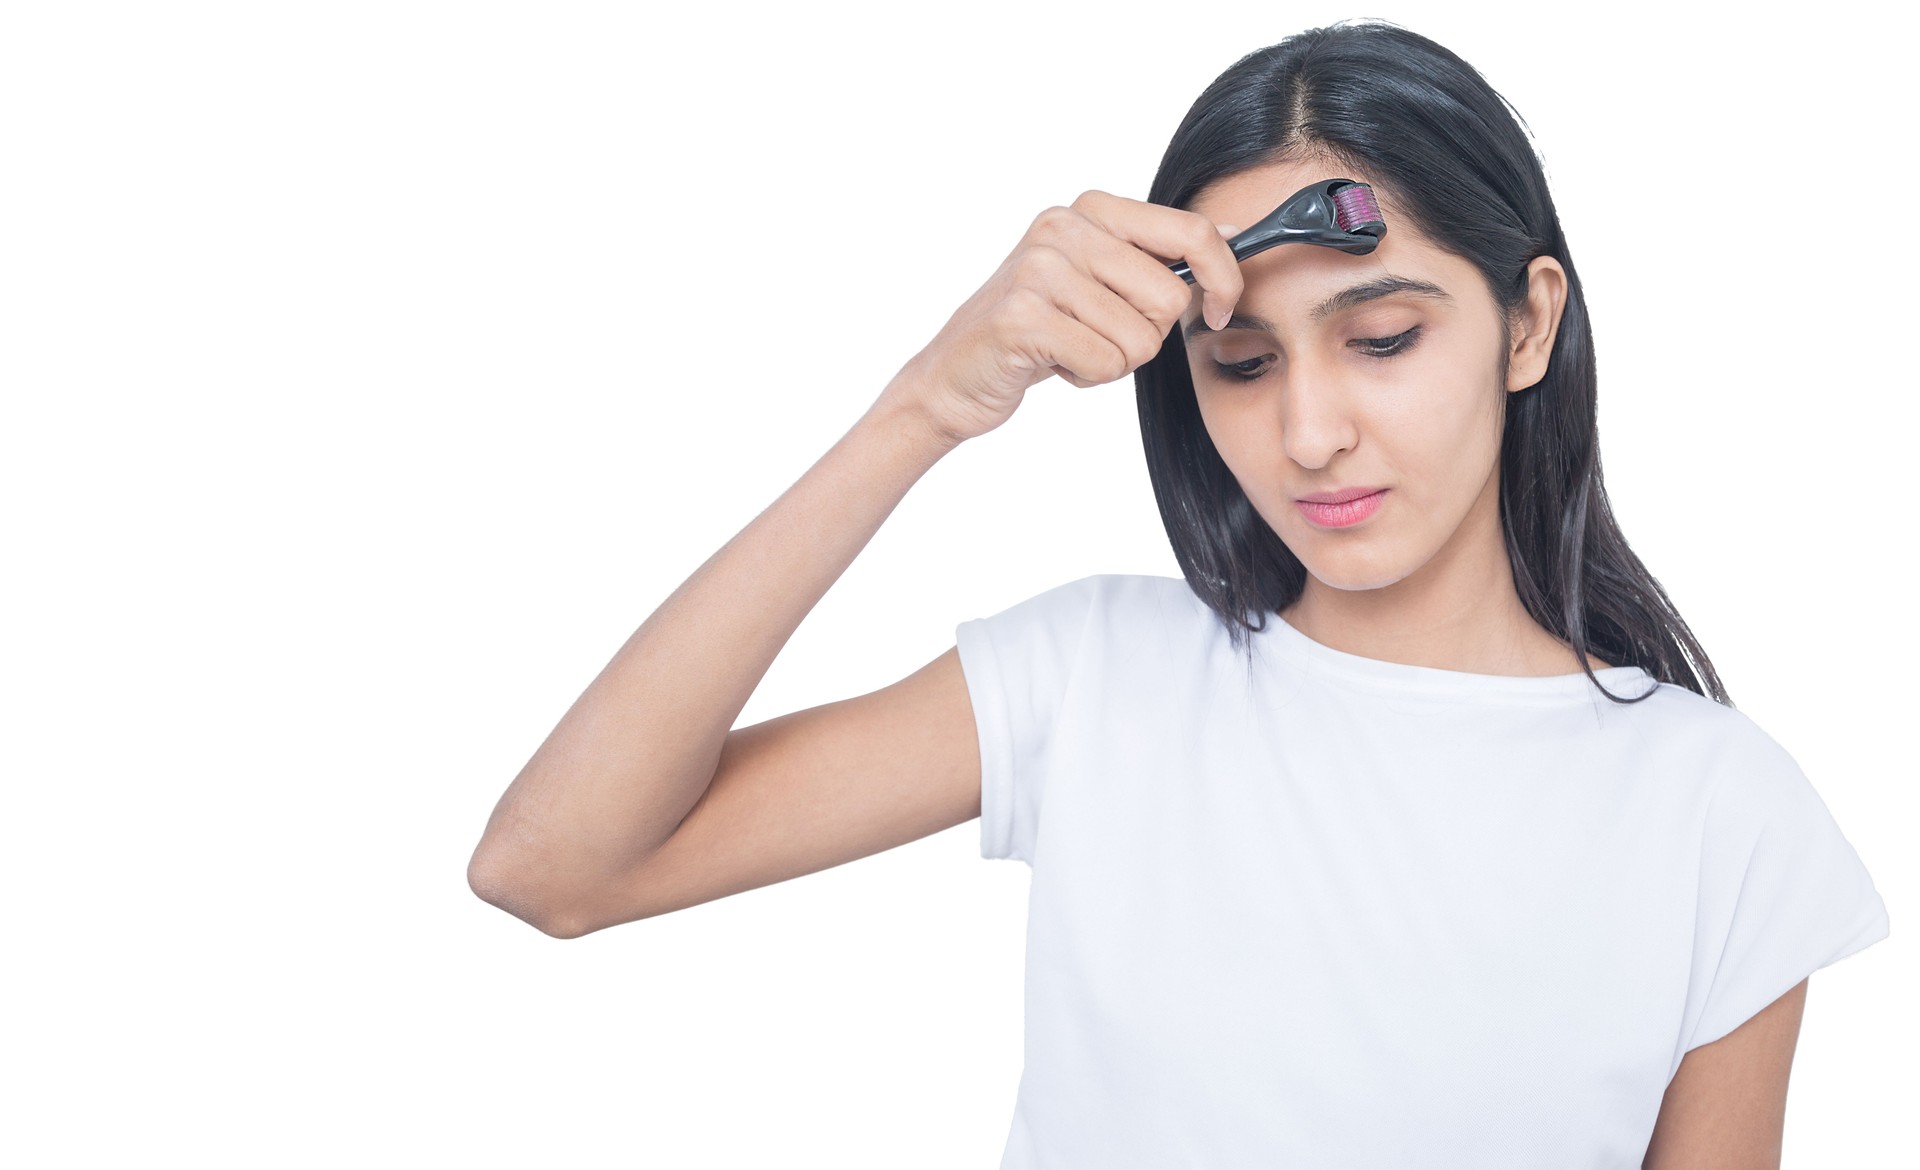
[954,575,1103,865]
[1682,716,1891,1052]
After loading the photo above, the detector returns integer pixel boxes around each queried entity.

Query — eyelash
[1210,326,1423,381]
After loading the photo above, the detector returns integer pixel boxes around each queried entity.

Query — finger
[1046,260,1174,374]
[1026,208,1224,343]
[1009,240,1175,377]
[1069,223,1211,340]
[1023,301,1133,389]
[1068,189,1245,331]
[1048,364,1094,389]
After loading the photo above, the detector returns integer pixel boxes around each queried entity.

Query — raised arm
[465,191,1246,937]
[465,395,960,937]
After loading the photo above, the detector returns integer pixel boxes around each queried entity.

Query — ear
[1506,255,1568,393]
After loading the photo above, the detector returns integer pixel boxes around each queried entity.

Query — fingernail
[1217,224,1240,237]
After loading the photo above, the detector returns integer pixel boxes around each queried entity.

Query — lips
[1296,485,1388,505]
[1296,489,1387,528]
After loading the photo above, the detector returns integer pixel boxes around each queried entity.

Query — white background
[5,1,1913,1165]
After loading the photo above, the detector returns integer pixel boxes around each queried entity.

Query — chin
[1308,564,1415,593]
[1282,531,1416,593]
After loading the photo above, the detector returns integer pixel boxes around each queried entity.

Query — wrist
[868,378,965,461]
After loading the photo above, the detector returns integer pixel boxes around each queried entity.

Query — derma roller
[1166,178,1385,283]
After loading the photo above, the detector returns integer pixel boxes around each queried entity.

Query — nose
[1275,353,1359,470]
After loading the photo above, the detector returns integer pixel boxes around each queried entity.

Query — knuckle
[1015,243,1068,283]
[1133,325,1170,366]
[1001,284,1049,325]
[1154,280,1193,321]
[1069,188,1107,211]
[1031,204,1074,236]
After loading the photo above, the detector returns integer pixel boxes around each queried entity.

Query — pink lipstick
[1296,487,1387,528]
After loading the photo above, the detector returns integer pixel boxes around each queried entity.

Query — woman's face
[1182,159,1563,599]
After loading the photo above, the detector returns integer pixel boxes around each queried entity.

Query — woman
[469,19,1889,1167]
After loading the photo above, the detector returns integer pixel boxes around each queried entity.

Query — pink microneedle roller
[1166,178,1386,284]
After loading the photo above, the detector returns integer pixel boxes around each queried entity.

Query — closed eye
[1213,356,1271,381]
[1354,325,1421,358]
[1209,326,1423,381]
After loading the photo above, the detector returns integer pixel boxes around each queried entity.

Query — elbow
[467,846,593,940]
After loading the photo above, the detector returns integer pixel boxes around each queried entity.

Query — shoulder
[972,572,1196,624]
[1077,573,1221,639]
[1617,677,1754,744]
[1663,702,1835,846]
[1698,704,1809,793]
[958,573,1216,676]
[1575,684,1796,813]
[1057,571,1194,603]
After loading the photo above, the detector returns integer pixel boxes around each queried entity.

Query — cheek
[1381,337,1506,451]
[1192,391,1268,477]
[1189,382,1237,447]
[1389,399,1507,521]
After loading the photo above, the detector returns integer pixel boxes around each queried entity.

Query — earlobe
[1506,255,1568,392]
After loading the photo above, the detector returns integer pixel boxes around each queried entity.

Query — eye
[1207,326,1423,382]
[1212,356,1272,381]
[1352,325,1421,359]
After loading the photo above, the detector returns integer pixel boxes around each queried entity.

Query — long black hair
[1135,19,1729,706]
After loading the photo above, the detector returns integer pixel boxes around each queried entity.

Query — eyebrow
[1183,275,1453,338]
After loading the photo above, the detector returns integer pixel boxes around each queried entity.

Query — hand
[878,189,1242,447]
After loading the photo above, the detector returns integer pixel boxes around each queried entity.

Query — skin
[1181,156,1612,678]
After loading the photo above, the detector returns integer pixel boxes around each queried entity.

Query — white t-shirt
[954,573,1889,1169]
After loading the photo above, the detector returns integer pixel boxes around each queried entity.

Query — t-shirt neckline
[1261,611,1658,703]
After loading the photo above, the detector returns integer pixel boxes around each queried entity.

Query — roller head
[1331,183,1383,234]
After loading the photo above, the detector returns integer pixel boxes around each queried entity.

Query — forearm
[467,388,958,926]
